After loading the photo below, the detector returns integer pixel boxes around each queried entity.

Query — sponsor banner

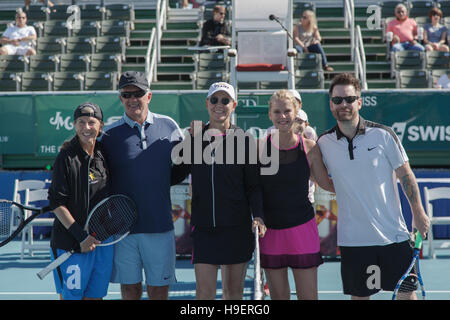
[0,91,449,161]
[0,95,35,154]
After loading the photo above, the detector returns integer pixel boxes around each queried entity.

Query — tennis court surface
[1,239,450,300]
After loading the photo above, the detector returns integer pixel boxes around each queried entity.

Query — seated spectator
[437,71,450,89]
[179,0,193,9]
[386,4,425,52]
[293,10,334,71]
[423,7,449,52]
[0,10,36,56]
[199,5,231,47]
[24,0,53,7]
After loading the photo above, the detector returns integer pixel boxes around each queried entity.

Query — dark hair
[429,7,443,18]
[328,73,362,96]
[213,5,225,13]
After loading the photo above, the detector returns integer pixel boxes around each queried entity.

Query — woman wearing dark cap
[48,102,112,300]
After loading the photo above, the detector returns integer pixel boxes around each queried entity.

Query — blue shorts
[110,230,177,287]
[51,245,113,300]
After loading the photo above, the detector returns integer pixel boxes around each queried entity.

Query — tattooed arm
[395,162,430,238]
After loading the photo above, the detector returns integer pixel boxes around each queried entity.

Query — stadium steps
[314,6,395,89]
[149,8,201,90]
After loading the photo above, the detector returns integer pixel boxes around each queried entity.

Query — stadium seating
[59,53,89,72]
[0,72,20,91]
[89,53,122,73]
[193,70,227,89]
[84,71,117,90]
[28,54,58,73]
[36,36,64,55]
[391,51,425,77]
[295,70,325,89]
[430,68,450,87]
[294,53,323,71]
[426,51,450,70]
[65,36,95,54]
[408,1,435,18]
[0,55,27,73]
[20,71,52,91]
[52,71,84,91]
[395,69,430,88]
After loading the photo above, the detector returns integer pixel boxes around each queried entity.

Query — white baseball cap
[289,89,302,102]
[297,109,308,122]
[207,82,236,101]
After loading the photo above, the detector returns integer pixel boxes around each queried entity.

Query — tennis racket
[37,194,137,280]
[0,200,52,248]
[392,231,426,300]
[253,225,264,300]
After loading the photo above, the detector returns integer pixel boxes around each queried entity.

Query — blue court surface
[1,239,450,300]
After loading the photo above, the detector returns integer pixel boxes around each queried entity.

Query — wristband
[68,222,89,243]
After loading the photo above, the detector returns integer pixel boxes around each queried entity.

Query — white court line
[2,290,450,296]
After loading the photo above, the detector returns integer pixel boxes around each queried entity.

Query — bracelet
[68,222,89,243]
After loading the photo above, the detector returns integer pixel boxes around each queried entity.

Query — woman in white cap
[171,82,266,300]
[258,89,334,300]
[48,102,112,300]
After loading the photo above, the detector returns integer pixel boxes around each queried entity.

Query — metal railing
[343,0,355,62]
[355,25,368,90]
[344,0,367,89]
[146,0,167,85]
[145,27,157,83]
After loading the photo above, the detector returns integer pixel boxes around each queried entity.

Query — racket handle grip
[36,251,72,280]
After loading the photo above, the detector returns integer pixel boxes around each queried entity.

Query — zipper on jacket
[86,156,91,224]
[211,147,216,228]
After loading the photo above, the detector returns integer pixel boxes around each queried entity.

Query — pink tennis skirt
[259,217,323,269]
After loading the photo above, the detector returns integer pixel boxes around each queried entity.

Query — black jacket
[199,19,231,46]
[48,136,110,251]
[171,124,264,228]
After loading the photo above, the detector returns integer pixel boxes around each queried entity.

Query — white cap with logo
[289,89,302,102]
[207,82,236,101]
[297,109,308,122]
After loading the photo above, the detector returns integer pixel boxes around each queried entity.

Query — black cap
[119,71,149,91]
[73,102,103,122]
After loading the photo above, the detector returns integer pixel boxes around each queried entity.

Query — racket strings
[0,202,12,240]
[396,265,419,300]
[88,197,137,241]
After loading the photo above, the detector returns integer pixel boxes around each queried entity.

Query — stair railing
[145,27,157,83]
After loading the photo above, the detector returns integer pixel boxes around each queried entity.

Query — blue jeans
[391,41,425,52]
[296,43,329,67]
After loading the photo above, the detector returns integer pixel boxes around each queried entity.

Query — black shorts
[191,224,255,265]
[340,240,413,297]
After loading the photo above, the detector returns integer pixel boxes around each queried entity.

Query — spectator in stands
[437,71,450,89]
[386,3,425,52]
[24,0,53,7]
[100,71,184,300]
[179,0,193,9]
[0,10,36,56]
[423,7,449,52]
[199,5,231,46]
[293,10,334,71]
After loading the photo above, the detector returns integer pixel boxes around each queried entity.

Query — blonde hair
[302,10,317,33]
[269,89,299,112]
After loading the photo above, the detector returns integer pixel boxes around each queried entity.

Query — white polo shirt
[317,118,410,247]
[2,24,36,47]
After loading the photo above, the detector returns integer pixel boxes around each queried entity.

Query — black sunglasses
[331,96,359,104]
[209,96,230,105]
[120,90,146,99]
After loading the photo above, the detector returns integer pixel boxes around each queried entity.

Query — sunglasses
[120,90,146,99]
[331,96,359,104]
[209,96,230,105]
